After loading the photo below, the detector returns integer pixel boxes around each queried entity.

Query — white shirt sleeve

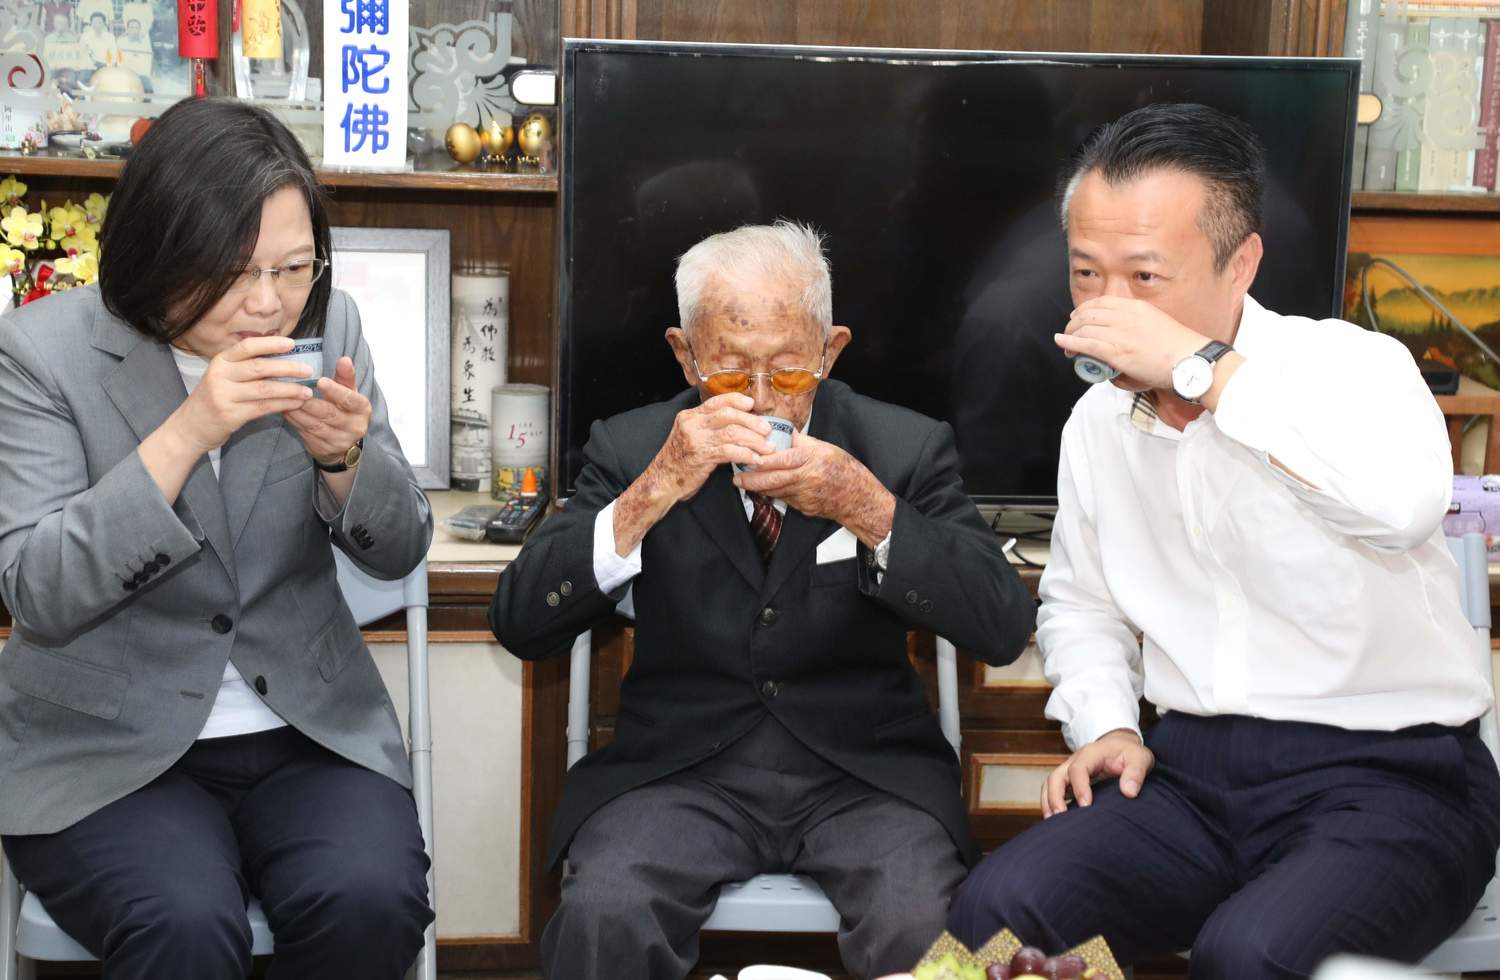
[1211,326,1452,552]
[1037,426,1145,751]
[593,499,641,617]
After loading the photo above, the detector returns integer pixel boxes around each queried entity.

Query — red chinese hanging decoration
[177,0,218,95]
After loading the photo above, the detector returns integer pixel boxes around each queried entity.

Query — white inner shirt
[171,347,289,740]
[1038,295,1492,750]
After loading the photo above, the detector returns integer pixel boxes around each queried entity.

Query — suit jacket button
[358,537,374,551]
[760,680,779,699]
[254,675,268,695]
[905,589,920,605]
[920,599,934,614]
[143,560,159,575]
[122,579,137,591]
[758,607,778,627]
[132,570,148,585]
[560,580,573,597]
[155,553,171,566]
[546,591,561,607]
[211,614,233,634]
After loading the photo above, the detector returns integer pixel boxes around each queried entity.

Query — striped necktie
[747,492,782,565]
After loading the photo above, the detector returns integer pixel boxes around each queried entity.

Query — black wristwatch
[1171,341,1234,404]
[315,438,364,473]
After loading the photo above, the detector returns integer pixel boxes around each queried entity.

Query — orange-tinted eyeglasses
[687,342,828,397]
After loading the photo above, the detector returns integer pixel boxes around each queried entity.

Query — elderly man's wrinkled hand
[733,432,895,548]
[647,392,776,505]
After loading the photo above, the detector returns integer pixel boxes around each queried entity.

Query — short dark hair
[99,97,332,342]
[1057,102,1266,271]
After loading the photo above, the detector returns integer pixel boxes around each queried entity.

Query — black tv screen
[558,40,1358,504]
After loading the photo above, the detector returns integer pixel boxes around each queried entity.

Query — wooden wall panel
[1078,0,1204,54]
[1202,0,1346,56]
[633,0,796,46]
[606,0,1206,54]
[513,0,563,63]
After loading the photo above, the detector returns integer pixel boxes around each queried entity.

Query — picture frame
[1345,214,1500,391]
[330,226,450,489]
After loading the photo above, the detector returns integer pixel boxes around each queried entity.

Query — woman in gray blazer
[0,98,434,979]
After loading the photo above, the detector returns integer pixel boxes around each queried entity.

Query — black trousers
[948,712,1500,979]
[546,715,968,980]
[3,726,433,980]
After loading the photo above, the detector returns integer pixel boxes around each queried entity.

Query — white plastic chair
[1318,954,1450,979]
[0,552,436,980]
[566,630,963,934]
[1416,532,1500,974]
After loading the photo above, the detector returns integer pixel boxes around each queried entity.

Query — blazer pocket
[312,610,365,682]
[5,642,129,720]
[810,556,857,587]
[264,452,314,486]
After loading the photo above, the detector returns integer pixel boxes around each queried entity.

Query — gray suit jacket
[0,285,432,834]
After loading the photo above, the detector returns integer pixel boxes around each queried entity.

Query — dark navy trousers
[3,726,433,980]
[948,712,1500,979]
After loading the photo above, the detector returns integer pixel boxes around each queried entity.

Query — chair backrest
[566,631,962,771]
[1449,532,1499,765]
[334,551,430,626]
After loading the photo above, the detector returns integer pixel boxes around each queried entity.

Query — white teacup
[734,414,794,473]
[266,338,324,389]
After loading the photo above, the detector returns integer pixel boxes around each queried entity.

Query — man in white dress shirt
[948,102,1500,977]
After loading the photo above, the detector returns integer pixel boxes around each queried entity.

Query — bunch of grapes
[985,946,1101,979]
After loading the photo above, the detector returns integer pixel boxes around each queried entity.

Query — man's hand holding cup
[735,431,896,549]
[647,392,780,505]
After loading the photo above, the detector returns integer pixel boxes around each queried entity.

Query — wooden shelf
[1352,191,1500,214]
[0,148,557,194]
[0,152,123,179]
[319,166,556,192]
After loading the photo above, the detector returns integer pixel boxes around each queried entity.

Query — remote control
[486,494,547,543]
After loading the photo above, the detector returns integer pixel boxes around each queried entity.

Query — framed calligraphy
[330,225,450,488]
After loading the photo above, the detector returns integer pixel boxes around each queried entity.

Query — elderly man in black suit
[490,220,1034,980]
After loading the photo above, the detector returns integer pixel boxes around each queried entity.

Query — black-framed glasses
[226,257,327,294]
[687,340,828,396]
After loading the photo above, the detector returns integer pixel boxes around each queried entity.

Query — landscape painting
[1345,251,1500,390]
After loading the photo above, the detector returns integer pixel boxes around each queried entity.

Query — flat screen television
[558,39,1359,505]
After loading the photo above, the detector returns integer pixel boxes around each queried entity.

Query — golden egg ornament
[480,118,514,157]
[516,113,552,157]
[445,122,482,163]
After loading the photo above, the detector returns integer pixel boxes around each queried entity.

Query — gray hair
[675,220,833,336]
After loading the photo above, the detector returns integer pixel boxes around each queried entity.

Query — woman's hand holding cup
[168,335,314,453]
[283,355,371,466]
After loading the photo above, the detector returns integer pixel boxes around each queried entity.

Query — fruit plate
[912,930,1123,980]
